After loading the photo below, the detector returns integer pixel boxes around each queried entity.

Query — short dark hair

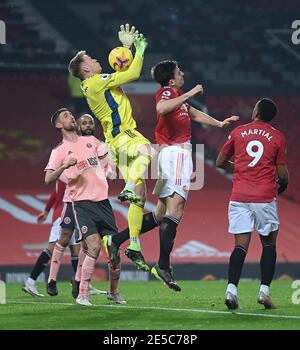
[68,50,86,79]
[151,60,178,87]
[51,108,69,127]
[257,98,278,122]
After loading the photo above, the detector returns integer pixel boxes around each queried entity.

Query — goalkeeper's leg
[127,182,145,252]
[124,181,151,271]
[118,143,156,203]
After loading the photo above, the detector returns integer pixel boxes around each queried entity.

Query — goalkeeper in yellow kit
[68,25,155,271]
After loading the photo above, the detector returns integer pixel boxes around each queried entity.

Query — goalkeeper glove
[277,179,288,194]
[118,23,139,48]
[134,34,148,58]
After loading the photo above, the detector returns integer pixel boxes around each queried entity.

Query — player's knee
[139,144,156,160]
[48,243,55,253]
[86,234,101,258]
[87,244,100,258]
[154,212,164,224]
[59,229,72,247]
[166,208,183,222]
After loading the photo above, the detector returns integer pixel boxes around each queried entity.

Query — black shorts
[72,199,118,241]
[60,202,76,231]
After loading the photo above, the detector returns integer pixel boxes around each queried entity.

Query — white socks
[259,284,270,296]
[26,277,36,286]
[226,283,237,296]
[226,283,270,298]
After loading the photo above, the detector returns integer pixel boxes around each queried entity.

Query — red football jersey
[45,180,66,222]
[155,87,191,145]
[220,120,287,202]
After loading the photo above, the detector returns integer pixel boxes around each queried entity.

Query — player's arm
[157,85,203,115]
[97,143,117,180]
[276,135,289,194]
[276,165,289,194]
[189,107,239,128]
[105,35,147,89]
[45,158,77,185]
[216,153,234,173]
[216,132,235,172]
[37,186,56,223]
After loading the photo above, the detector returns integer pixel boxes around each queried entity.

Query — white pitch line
[7,300,300,320]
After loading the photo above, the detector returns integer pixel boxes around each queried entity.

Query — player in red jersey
[22,180,79,297]
[146,60,239,291]
[216,98,289,310]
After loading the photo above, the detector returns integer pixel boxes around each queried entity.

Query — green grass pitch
[1,280,300,330]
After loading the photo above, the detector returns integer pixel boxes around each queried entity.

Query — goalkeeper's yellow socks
[128,203,144,252]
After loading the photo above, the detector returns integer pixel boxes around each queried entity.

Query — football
[108,46,133,72]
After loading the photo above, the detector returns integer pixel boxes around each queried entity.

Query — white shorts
[153,145,193,200]
[228,200,280,236]
[48,217,77,245]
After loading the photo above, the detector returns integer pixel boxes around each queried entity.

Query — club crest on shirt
[81,226,88,234]
[183,185,189,192]
[182,104,189,111]
[64,217,71,224]
[162,90,171,99]
[86,143,92,148]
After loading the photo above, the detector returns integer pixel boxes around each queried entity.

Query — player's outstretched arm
[105,34,147,89]
[118,23,139,48]
[189,107,239,128]
[157,84,203,115]
[220,115,240,128]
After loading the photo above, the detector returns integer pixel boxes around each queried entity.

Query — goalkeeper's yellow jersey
[81,55,143,144]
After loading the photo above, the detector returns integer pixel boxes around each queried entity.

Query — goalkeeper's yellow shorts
[108,128,151,184]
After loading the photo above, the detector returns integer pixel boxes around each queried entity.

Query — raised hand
[220,115,240,128]
[134,33,148,56]
[119,23,139,48]
[187,84,203,98]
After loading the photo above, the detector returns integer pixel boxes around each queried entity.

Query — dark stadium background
[0,0,299,284]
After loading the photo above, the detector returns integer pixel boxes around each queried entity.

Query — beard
[65,124,78,132]
[81,129,95,136]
